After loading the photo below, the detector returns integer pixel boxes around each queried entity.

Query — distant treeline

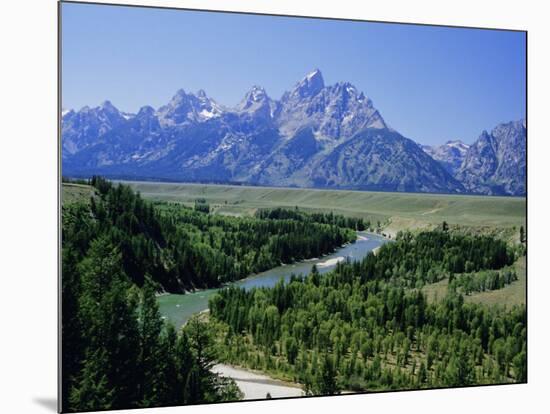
[63,174,282,187]
[209,230,526,394]
[255,207,368,231]
[62,176,91,185]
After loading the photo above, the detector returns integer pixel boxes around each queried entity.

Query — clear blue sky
[61,2,526,145]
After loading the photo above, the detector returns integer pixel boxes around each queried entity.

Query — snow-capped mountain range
[62,69,526,196]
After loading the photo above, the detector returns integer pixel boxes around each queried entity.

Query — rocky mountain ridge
[62,70,525,196]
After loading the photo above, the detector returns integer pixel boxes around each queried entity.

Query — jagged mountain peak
[290,69,325,98]
[237,85,274,116]
[100,100,118,110]
[170,88,216,103]
[456,119,526,196]
[173,88,187,98]
[479,130,491,139]
[277,70,386,140]
[74,101,122,118]
[305,68,323,82]
[241,85,268,103]
[249,85,267,98]
[157,87,224,125]
[333,81,354,90]
[137,105,156,117]
[328,81,375,109]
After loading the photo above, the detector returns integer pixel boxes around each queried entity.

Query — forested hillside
[209,230,526,394]
[62,239,242,412]
[62,177,358,292]
[61,178,361,411]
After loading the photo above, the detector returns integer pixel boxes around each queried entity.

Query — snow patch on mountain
[422,140,470,175]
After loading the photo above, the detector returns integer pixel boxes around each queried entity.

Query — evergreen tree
[72,236,140,410]
[184,315,219,402]
[138,278,164,407]
[315,354,340,395]
[69,349,114,411]
[61,248,84,411]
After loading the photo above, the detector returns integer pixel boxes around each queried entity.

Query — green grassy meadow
[117,180,525,232]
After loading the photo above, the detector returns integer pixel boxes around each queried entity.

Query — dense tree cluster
[155,203,356,288]
[366,230,516,288]
[64,177,356,292]
[450,268,518,295]
[255,207,368,231]
[209,231,526,394]
[62,236,241,412]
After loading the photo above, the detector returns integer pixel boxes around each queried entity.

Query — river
[157,231,388,328]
